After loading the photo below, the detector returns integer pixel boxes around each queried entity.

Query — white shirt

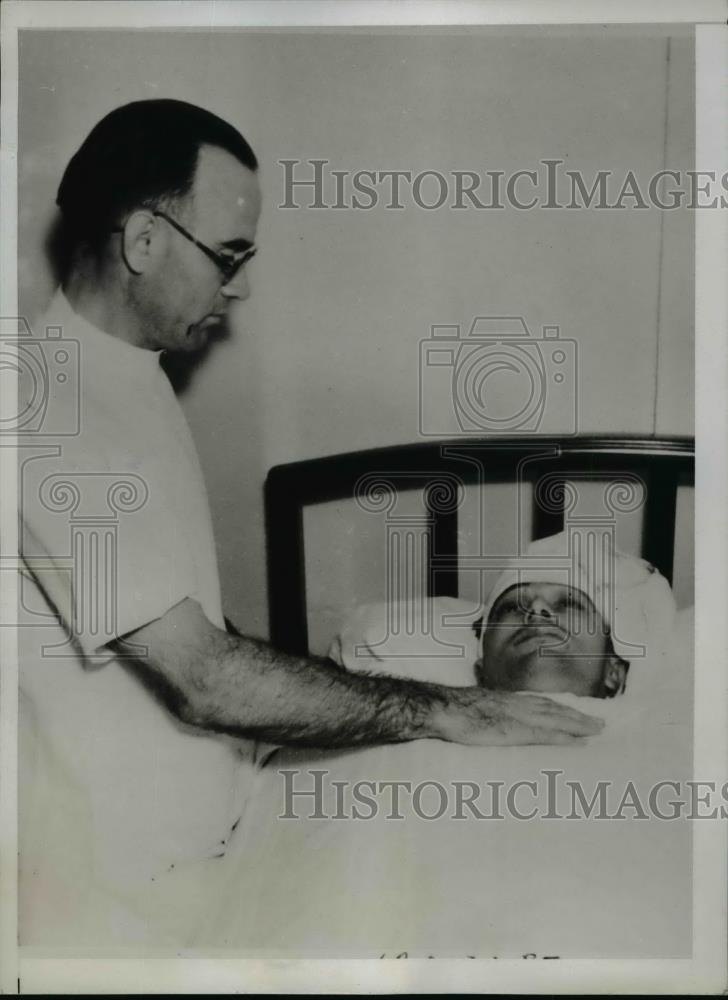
[18,290,254,942]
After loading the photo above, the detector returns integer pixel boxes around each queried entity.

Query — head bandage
[480,530,676,665]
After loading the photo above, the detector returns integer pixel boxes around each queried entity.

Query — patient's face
[479,582,612,697]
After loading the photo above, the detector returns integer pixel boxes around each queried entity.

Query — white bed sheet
[206,605,694,957]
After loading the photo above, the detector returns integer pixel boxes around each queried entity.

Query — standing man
[18,100,600,945]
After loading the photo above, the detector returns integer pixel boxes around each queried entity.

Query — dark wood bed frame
[265,435,694,655]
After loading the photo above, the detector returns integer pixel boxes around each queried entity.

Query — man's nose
[221,267,251,302]
[525,596,556,621]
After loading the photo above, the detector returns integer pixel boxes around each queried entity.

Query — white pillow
[327,597,481,687]
[328,598,694,696]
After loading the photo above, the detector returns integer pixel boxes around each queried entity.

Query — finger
[516,694,567,709]
[511,694,591,719]
[554,703,605,726]
[518,693,604,723]
[516,697,605,734]
[552,712,603,736]
[523,708,603,736]
[520,727,589,746]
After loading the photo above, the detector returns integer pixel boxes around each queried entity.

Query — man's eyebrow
[218,237,255,253]
[492,584,525,608]
[565,586,591,608]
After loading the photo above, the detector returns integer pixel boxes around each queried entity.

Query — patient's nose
[526,596,556,621]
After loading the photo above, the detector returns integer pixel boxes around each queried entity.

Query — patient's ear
[602,656,629,698]
[473,657,488,687]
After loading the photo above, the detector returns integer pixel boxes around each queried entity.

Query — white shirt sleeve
[18,314,224,657]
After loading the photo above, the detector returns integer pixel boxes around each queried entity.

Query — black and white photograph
[1,1,726,994]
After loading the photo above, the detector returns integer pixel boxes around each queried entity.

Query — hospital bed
[208,434,695,958]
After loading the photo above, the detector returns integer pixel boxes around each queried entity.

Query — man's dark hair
[55,99,258,259]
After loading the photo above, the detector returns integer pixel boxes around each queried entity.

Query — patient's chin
[518,672,603,698]
[478,652,603,697]
[516,649,607,697]
[508,661,601,697]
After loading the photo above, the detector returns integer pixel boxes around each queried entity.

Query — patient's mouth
[512,625,567,647]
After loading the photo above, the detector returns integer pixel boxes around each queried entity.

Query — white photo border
[1,2,725,994]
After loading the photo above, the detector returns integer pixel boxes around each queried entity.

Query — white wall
[18,27,694,640]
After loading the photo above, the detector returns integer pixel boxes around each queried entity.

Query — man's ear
[120,210,159,275]
[473,657,491,688]
[602,655,629,698]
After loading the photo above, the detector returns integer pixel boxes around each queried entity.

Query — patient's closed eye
[555,595,583,611]
[492,598,519,618]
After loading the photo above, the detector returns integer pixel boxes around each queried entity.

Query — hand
[431,687,604,746]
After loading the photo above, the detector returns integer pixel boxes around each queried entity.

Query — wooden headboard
[265,435,694,655]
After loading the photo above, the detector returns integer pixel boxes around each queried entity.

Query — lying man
[471,527,675,700]
[330,528,675,697]
[474,583,629,698]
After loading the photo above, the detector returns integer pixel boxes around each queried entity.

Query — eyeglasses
[112,210,257,284]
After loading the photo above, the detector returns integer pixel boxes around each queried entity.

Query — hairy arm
[112,598,603,748]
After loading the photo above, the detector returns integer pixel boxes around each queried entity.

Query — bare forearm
[184,631,449,747]
[116,599,604,748]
